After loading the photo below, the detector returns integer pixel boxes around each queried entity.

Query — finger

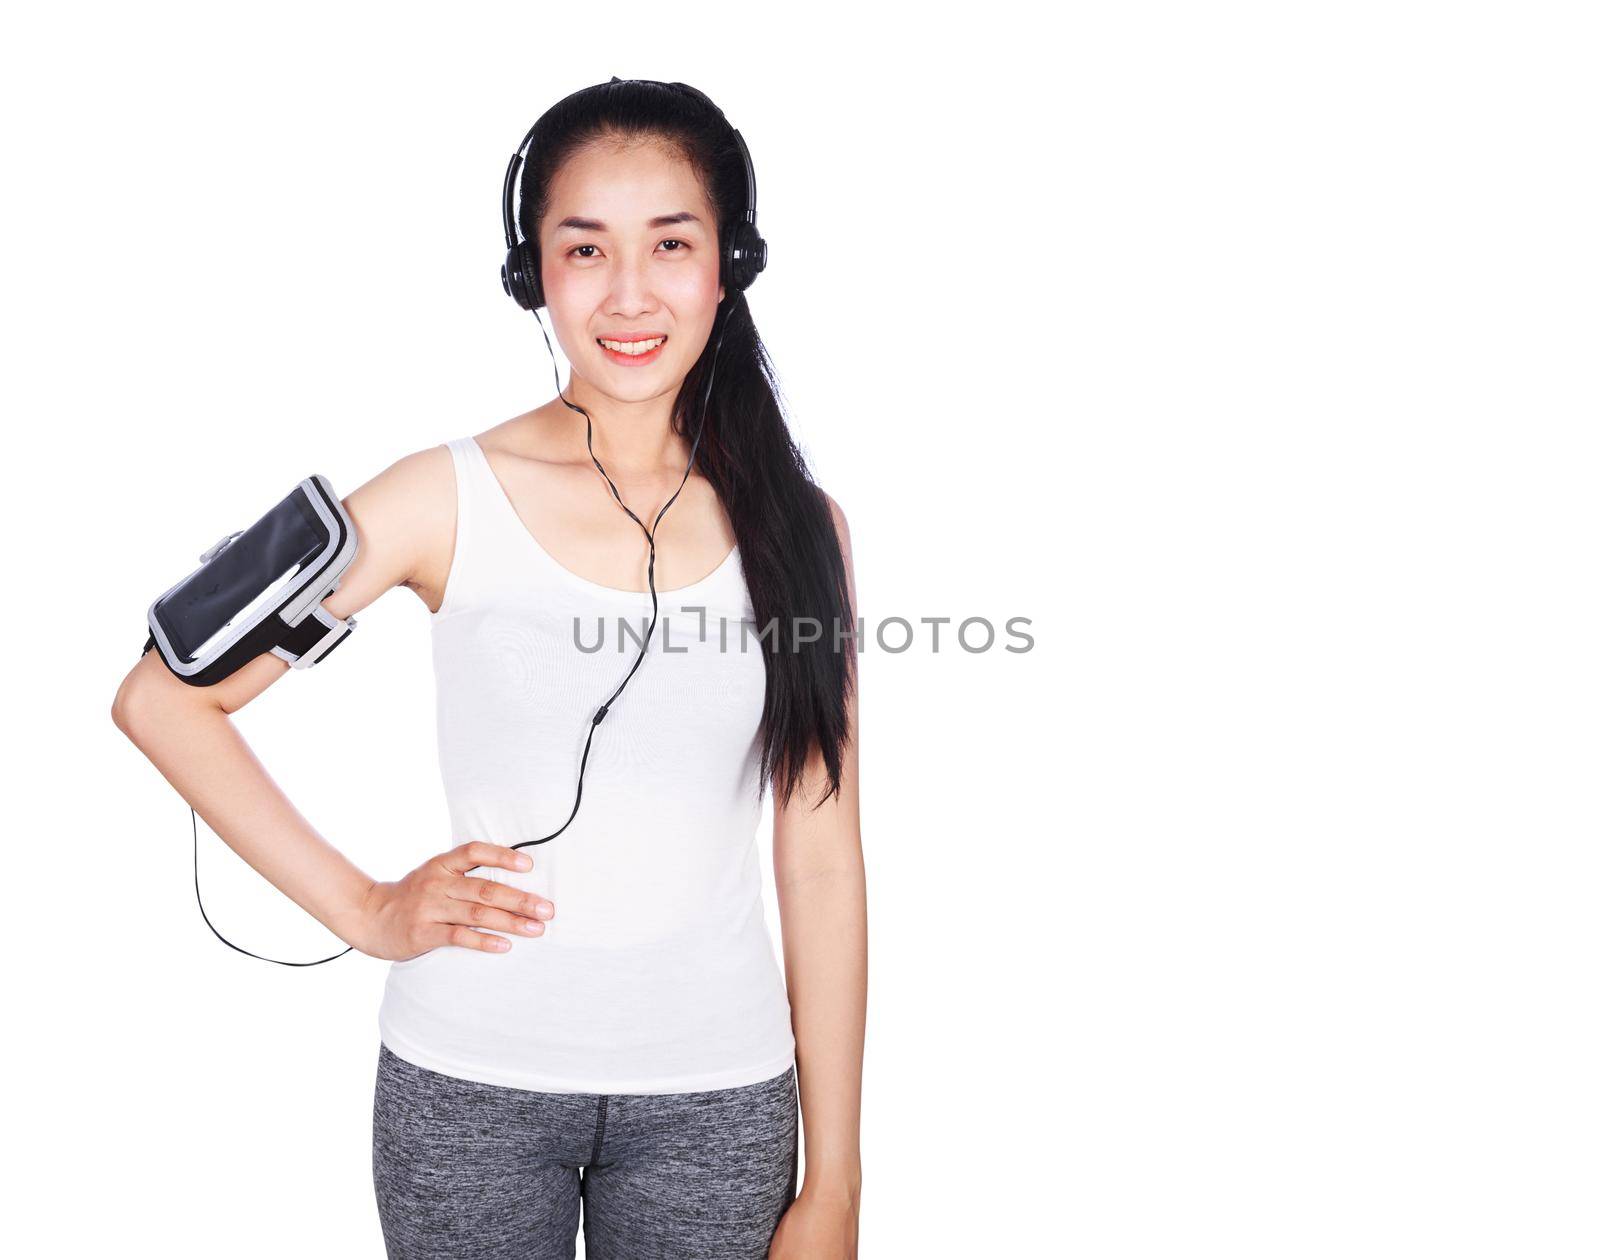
[449,875,556,924]
[441,880,550,931]
[433,923,516,954]
[439,841,534,877]
[439,897,548,938]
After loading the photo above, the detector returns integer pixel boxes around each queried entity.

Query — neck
[556,371,691,478]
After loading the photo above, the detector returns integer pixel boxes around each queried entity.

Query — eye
[565,240,689,260]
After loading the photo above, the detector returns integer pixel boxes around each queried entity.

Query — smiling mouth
[596,335,668,355]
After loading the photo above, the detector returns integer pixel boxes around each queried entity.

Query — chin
[591,362,676,400]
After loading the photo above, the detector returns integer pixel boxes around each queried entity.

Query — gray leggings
[372,1042,799,1260]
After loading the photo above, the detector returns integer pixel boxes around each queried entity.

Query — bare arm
[110,445,552,956]
[772,493,866,1228]
[114,665,378,945]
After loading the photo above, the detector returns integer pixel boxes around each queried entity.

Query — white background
[5,2,1596,1256]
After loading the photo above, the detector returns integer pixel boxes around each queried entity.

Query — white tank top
[376,435,796,1094]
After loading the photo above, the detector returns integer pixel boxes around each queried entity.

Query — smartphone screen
[155,487,326,663]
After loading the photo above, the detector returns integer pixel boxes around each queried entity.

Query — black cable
[189,303,731,961]
[191,804,355,967]
[511,301,730,851]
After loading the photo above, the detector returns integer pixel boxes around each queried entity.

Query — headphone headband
[499,78,766,311]
[501,120,540,255]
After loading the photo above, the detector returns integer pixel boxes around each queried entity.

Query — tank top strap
[441,436,480,514]
[455,433,533,541]
[434,435,558,617]
[457,433,577,587]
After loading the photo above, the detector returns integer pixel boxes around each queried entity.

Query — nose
[605,250,658,316]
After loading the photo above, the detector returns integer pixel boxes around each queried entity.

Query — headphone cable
[511,301,730,851]
[185,306,729,965]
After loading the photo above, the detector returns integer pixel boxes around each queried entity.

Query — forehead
[542,138,715,232]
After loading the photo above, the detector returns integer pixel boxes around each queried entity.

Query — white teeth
[598,336,665,355]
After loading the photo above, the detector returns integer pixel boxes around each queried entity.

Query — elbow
[111,657,163,739]
[113,654,226,740]
[111,675,144,739]
[775,859,867,896]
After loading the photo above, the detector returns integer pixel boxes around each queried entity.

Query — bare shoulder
[819,488,852,557]
[476,406,580,469]
[817,487,856,614]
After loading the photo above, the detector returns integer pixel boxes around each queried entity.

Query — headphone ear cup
[727,223,767,293]
[502,240,544,310]
[502,247,521,308]
[519,240,544,310]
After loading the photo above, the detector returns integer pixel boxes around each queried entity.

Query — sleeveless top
[376,435,796,1095]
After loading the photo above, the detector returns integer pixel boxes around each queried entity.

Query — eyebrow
[554,211,704,232]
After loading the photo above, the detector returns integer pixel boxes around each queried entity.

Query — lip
[596,332,668,367]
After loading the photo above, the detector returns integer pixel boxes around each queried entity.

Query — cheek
[667,263,723,324]
[540,259,587,309]
[540,270,601,357]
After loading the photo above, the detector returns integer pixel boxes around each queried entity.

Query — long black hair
[518,79,855,812]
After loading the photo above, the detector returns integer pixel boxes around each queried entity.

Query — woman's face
[537,137,725,405]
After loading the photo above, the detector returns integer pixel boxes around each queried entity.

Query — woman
[112,79,864,1258]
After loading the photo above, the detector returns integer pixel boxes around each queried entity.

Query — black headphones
[500,78,768,311]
